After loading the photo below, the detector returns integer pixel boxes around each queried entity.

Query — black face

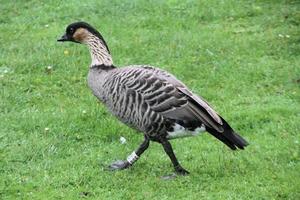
[57,21,110,52]
[57,21,96,43]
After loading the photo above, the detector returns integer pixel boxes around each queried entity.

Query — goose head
[57,21,113,67]
[58,22,108,46]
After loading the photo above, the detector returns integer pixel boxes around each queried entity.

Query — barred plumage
[58,22,248,175]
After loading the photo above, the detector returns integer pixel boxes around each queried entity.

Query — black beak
[57,33,69,42]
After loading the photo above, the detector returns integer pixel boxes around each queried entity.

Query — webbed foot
[108,160,130,171]
[175,166,190,176]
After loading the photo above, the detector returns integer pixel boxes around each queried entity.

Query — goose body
[89,65,215,140]
[58,22,248,175]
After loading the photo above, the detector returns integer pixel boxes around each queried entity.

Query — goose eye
[69,27,74,34]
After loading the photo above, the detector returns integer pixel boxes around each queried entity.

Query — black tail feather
[206,117,249,150]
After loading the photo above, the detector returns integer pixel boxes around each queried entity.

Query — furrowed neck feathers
[84,33,113,68]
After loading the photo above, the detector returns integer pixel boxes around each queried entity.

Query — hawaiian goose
[58,22,248,175]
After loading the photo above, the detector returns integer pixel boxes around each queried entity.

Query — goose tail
[206,117,249,150]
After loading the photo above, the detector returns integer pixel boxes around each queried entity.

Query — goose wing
[125,66,224,132]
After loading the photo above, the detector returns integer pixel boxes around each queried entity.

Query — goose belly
[166,123,206,140]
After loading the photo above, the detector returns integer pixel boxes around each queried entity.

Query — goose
[57,22,248,175]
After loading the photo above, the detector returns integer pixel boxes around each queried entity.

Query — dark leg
[109,135,150,170]
[160,139,189,175]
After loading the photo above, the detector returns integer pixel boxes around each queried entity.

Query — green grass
[1,0,299,199]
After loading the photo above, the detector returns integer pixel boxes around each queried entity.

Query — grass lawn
[0,0,299,199]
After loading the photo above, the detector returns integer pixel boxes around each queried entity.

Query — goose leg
[109,135,150,170]
[160,139,190,175]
